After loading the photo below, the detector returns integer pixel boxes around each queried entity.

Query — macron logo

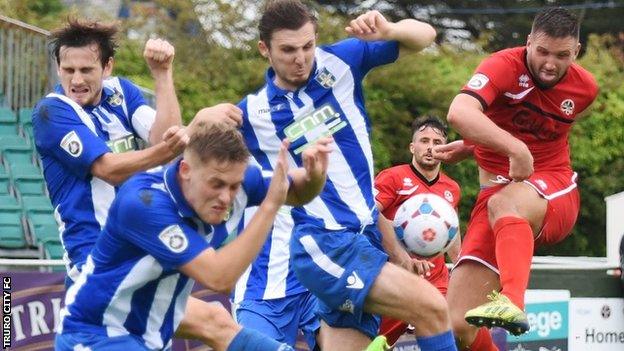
[346,271,364,289]
[504,87,534,100]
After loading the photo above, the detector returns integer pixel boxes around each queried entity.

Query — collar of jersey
[265,62,318,101]
[53,83,116,108]
[163,159,197,218]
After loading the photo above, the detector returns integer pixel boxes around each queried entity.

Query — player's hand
[301,137,333,182]
[345,10,393,41]
[508,142,534,181]
[192,103,243,128]
[432,140,474,164]
[265,140,291,209]
[392,248,434,277]
[143,38,175,73]
[162,125,189,156]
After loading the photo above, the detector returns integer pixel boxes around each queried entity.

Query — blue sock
[226,328,294,351]
[416,330,458,351]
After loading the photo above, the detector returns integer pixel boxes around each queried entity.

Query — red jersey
[374,164,461,275]
[461,46,598,176]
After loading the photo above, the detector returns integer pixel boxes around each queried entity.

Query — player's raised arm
[285,137,332,206]
[143,38,183,145]
[345,10,436,57]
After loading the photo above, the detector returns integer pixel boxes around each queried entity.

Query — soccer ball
[392,193,459,257]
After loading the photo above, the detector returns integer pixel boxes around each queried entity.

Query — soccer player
[55,122,331,351]
[32,19,185,281]
[197,1,457,350]
[436,7,599,350]
[374,116,462,346]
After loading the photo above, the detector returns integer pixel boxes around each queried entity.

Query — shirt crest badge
[315,67,336,89]
[107,89,124,106]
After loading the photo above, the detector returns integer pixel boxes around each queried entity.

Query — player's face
[259,21,317,91]
[57,44,112,107]
[180,156,247,225]
[409,126,446,171]
[526,32,580,88]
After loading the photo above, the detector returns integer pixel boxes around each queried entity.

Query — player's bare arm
[447,93,534,181]
[143,38,183,145]
[286,137,332,206]
[345,10,436,58]
[90,125,188,185]
[179,141,291,294]
[432,140,475,164]
[191,103,243,128]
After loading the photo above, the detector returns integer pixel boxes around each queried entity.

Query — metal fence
[0,14,155,110]
[0,15,56,110]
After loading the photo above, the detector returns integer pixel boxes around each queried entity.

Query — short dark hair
[531,7,580,39]
[50,18,119,68]
[411,116,448,139]
[259,0,318,46]
[186,122,250,165]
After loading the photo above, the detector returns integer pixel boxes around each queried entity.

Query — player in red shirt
[374,116,462,346]
[435,7,599,351]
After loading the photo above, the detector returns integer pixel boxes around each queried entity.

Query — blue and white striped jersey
[59,160,270,350]
[33,77,156,277]
[239,38,398,232]
[233,206,306,303]
[235,38,398,301]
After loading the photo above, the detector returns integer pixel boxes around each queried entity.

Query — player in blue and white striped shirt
[199,1,458,350]
[56,123,331,351]
[33,19,187,283]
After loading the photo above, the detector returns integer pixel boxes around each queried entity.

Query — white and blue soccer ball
[392,193,459,258]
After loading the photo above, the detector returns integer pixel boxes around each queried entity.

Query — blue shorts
[290,224,388,339]
[55,332,151,351]
[234,291,320,350]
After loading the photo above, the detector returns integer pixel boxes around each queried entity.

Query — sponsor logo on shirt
[560,99,575,116]
[338,299,355,313]
[467,73,489,90]
[60,130,83,157]
[518,74,530,88]
[158,224,189,253]
[315,67,337,89]
[106,134,138,154]
[403,177,413,187]
[346,271,364,289]
[284,104,346,154]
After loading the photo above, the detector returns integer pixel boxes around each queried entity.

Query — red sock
[464,327,499,351]
[379,316,408,345]
[493,216,534,309]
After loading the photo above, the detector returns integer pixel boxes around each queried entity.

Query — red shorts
[380,255,449,344]
[457,171,580,273]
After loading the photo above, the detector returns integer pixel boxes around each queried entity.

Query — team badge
[107,89,123,106]
[315,67,336,89]
[158,224,188,253]
[518,74,530,88]
[467,73,489,90]
[60,130,83,157]
[444,190,454,203]
[560,99,575,116]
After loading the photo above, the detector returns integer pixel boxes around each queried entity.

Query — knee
[194,302,240,345]
[486,193,512,223]
[413,292,450,330]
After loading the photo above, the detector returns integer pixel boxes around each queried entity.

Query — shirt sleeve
[241,165,272,207]
[460,53,515,109]
[374,169,398,212]
[120,78,155,142]
[32,98,110,179]
[324,38,399,78]
[115,187,209,271]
